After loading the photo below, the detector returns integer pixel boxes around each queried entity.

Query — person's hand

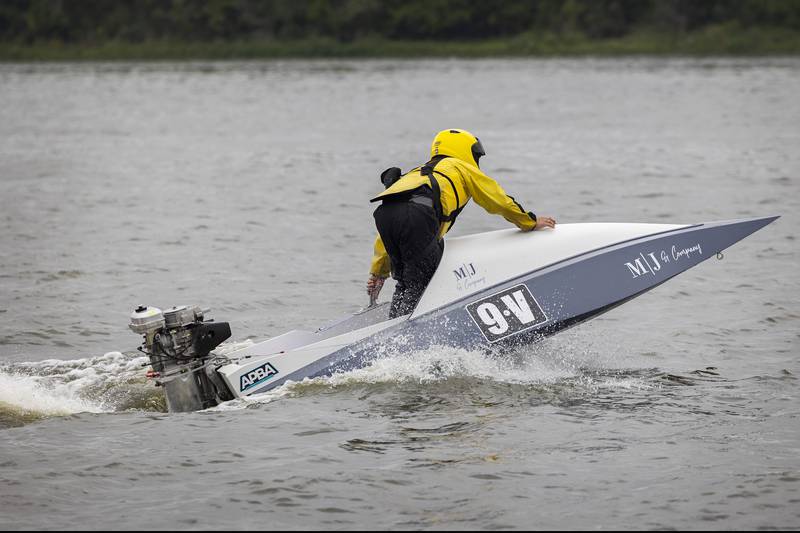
[366,274,386,302]
[534,216,556,230]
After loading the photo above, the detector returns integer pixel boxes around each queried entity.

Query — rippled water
[1,58,798,530]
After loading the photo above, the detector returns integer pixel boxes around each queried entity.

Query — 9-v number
[466,285,547,343]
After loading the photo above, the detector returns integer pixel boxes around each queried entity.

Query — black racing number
[466,284,547,342]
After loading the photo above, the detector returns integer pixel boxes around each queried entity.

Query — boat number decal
[466,284,547,343]
[240,362,279,392]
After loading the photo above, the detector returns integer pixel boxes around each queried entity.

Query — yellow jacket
[369,157,536,277]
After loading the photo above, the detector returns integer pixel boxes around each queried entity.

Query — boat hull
[218,216,778,398]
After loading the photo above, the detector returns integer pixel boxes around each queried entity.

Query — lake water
[0,58,798,530]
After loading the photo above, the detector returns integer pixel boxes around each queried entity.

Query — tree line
[1,0,799,44]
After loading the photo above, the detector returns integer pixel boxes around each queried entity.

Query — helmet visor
[471,138,486,167]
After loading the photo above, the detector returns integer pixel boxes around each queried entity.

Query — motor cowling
[130,305,233,412]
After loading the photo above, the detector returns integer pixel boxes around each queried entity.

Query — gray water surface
[0,58,798,530]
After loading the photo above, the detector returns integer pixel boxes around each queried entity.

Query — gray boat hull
[220,216,778,398]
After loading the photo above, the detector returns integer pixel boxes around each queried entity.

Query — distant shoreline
[2,26,799,61]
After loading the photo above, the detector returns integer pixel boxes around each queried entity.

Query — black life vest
[420,155,466,229]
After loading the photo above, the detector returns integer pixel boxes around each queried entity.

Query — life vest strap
[420,156,465,228]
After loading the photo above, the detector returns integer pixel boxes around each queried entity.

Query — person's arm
[367,235,391,300]
[370,235,391,277]
[460,165,540,231]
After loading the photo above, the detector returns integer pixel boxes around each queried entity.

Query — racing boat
[129,216,778,412]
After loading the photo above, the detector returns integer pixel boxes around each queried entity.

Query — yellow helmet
[430,129,486,168]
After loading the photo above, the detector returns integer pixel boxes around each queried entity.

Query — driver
[367,129,556,318]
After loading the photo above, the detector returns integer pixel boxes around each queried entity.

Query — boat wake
[0,350,164,428]
[0,336,675,426]
[211,335,657,411]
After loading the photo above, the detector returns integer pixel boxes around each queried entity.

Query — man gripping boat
[367,129,557,317]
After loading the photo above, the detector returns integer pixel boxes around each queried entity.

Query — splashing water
[0,371,102,425]
[0,334,658,425]
[0,350,164,428]
[213,336,657,411]
[0,340,266,426]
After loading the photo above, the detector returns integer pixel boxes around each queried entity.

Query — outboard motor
[129,305,234,412]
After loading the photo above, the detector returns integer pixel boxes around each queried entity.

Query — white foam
[0,350,152,416]
[210,382,295,411]
[0,371,103,415]
[211,338,646,411]
[0,336,652,417]
[212,338,256,357]
[323,344,578,386]
[0,340,267,418]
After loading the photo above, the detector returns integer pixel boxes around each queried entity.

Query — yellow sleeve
[461,166,537,231]
[369,234,392,277]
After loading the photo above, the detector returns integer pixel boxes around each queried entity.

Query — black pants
[374,201,444,318]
